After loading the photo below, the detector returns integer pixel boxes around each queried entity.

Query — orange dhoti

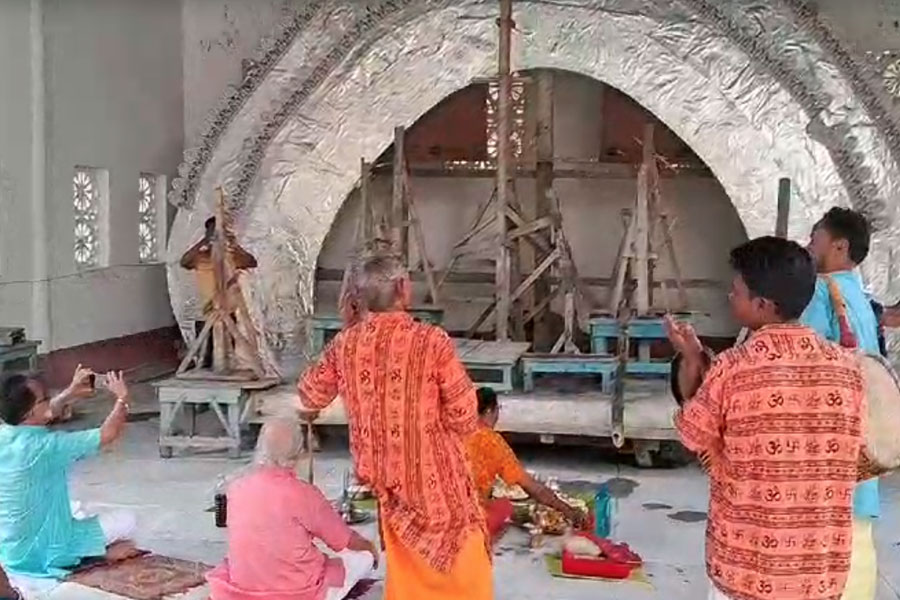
[383,523,493,600]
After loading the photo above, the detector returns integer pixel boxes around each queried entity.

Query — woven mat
[544,555,653,589]
[66,554,210,600]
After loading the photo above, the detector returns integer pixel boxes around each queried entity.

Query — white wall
[41,0,183,350]
[182,0,299,148]
[0,1,37,333]
[0,0,183,351]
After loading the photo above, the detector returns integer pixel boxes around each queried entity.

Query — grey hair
[359,255,408,312]
[254,417,304,468]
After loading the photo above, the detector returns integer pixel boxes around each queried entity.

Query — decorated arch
[167,0,900,362]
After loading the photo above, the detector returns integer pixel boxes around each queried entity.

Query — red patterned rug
[66,554,210,600]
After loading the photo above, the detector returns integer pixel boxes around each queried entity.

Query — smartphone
[88,373,96,389]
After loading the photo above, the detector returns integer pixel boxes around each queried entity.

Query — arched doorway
[314,69,747,347]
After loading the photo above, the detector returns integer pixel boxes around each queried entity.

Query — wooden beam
[508,216,553,241]
[392,126,409,263]
[212,190,229,373]
[634,124,653,316]
[315,267,725,290]
[359,159,372,243]
[495,0,513,341]
[776,177,790,239]
[533,70,554,346]
[512,247,561,304]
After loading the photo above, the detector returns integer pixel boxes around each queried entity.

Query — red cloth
[485,499,514,544]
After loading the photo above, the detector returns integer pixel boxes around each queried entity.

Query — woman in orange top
[465,388,587,543]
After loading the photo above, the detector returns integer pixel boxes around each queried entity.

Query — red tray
[561,550,634,579]
[560,532,642,579]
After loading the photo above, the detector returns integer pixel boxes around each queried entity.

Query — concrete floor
[24,388,900,600]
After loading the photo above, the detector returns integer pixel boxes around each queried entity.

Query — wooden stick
[358,159,373,244]
[508,216,554,241]
[436,188,497,291]
[495,0,514,341]
[776,177,791,239]
[177,317,215,374]
[533,70,555,346]
[610,210,636,313]
[634,124,653,316]
[393,127,409,263]
[524,285,562,326]
[221,312,264,377]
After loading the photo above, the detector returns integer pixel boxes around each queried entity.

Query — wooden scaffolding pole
[634,123,653,316]
[495,0,513,341]
[533,70,554,344]
[776,177,791,239]
[393,126,409,264]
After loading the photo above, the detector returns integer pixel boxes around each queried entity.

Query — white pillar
[29,0,51,351]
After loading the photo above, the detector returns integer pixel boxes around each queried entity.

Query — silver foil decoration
[167,0,900,366]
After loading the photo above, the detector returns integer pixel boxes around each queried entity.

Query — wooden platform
[453,338,531,392]
[520,353,618,394]
[589,315,686,377]
[154,377,279,458]
[0,340,39,374]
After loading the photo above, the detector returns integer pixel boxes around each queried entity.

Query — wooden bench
[520,353,619,394]
[311,307,445,355]
[0,341,39,374]
[589,315,686,377]
[454,339,530,392]
[154,378,278,459]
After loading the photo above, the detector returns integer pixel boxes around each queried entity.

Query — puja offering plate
[492,480,529,501]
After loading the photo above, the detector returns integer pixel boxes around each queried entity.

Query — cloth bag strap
[825,275,858,349]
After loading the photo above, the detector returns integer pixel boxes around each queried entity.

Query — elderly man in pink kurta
[207,419,378,600]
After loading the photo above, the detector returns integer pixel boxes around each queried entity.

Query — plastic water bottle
[594,484,613,539]
[214,475,227,528]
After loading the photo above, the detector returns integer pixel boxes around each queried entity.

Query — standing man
[298,255,492,600]
[669,237,867,600]
[801,207,880,599]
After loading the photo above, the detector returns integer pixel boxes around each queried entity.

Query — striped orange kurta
[298,312,491,598]
[677,325,866,600]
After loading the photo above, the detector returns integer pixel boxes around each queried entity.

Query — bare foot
[105,541,141,562]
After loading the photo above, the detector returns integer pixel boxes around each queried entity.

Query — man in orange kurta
[298,255,492,600]
[668,237,867,600]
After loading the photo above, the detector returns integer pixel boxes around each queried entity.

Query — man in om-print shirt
[298,255,491,600]
[667,237,867,600]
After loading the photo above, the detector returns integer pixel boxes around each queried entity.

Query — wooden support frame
[176,187,266,381]
[607,124,688,315]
